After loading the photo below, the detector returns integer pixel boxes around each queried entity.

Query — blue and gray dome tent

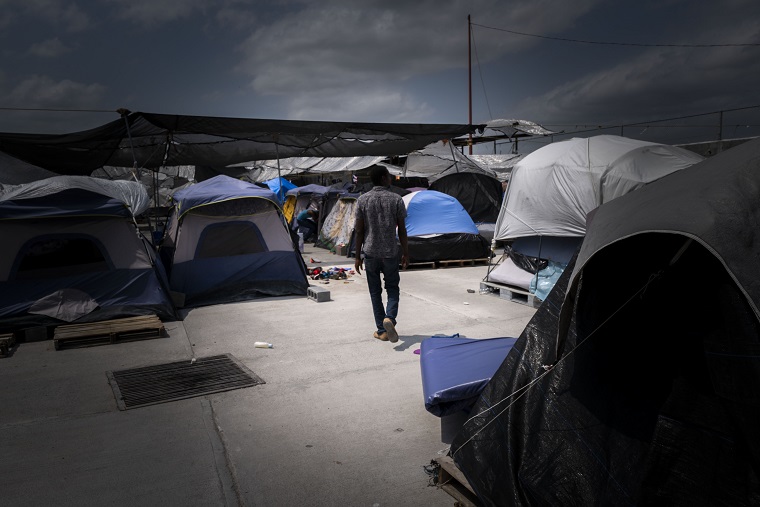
[0,176,176,331]
[402,190,490,263]
[161,175,308,308]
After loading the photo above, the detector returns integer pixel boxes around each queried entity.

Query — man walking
[354,166,409,343]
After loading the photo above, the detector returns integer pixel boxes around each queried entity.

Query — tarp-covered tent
[468,153,523,182]
[429,174,503,224]
[404,141,501,182]
[161,175,308,307]
[451,137,760,506]
[315,192,360,255]
[405,141,504,224]
[0,176,176,331]
[320,183,355,222]
[90,164,197,208]
[402,190,490,263]
[0,112,482,175]
[263,176,296,204]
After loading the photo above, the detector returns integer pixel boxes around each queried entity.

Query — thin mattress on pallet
[419,334,518,417]
[485,256,535,290]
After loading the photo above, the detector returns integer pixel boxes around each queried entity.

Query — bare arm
[397,215,409,270]
[354,216,365,274]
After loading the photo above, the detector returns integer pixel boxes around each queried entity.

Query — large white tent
[494,135,706,240]
[486,135,706,300]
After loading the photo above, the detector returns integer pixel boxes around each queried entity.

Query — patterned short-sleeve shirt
[355,186,407,258]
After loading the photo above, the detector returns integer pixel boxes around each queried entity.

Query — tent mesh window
[196,222,267,258]
[106,353,264,410]
[189,198,273,217]
[14,235,110,280]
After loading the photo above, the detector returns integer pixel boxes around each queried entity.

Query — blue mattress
[420,334,518,417]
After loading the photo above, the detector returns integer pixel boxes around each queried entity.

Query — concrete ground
[0,243,536,506]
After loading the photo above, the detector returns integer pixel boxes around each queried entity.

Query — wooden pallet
[480,281,542,308]
[0,332,15,357]
[53,315,165,350]
[437,258,489,268]
[433,456,481,507]
[405,261,437,270]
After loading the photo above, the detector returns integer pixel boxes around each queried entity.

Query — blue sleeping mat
[420,334,518,417]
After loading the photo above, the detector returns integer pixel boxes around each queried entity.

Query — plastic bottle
[254,341,273,348]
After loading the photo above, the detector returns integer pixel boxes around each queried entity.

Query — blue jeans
[364,255,400,333]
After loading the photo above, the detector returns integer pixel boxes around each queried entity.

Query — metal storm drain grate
[107,353,265,410]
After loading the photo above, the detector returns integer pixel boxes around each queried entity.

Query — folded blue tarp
[420,334,518,417]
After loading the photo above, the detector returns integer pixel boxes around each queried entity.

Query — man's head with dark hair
[370,165,391,186]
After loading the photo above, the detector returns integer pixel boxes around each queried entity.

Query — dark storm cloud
[233,0,602,120]
[513,12,760,125]
[0,0,758,138]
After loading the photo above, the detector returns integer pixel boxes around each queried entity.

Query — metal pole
[718,110,723,141]
[274,135,284,203]
[468,14,473,155]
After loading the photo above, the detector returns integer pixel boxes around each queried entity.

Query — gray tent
[486,135,706,299]
[494,135,705,240]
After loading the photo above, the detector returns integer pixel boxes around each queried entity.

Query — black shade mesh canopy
[0,112,484,175]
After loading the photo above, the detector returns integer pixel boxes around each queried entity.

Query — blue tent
[401,190,489,262]
[403,190,479,236]
[0,176,176,331]
[263,177,297,203]
[163,175,308,307]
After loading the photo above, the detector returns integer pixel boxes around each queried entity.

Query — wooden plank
[437,258,489,268]
[54,315,163,338]
[434,456,481,507]
[53,315,165,350]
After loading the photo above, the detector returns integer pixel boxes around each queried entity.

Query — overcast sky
[1,0,759,153]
